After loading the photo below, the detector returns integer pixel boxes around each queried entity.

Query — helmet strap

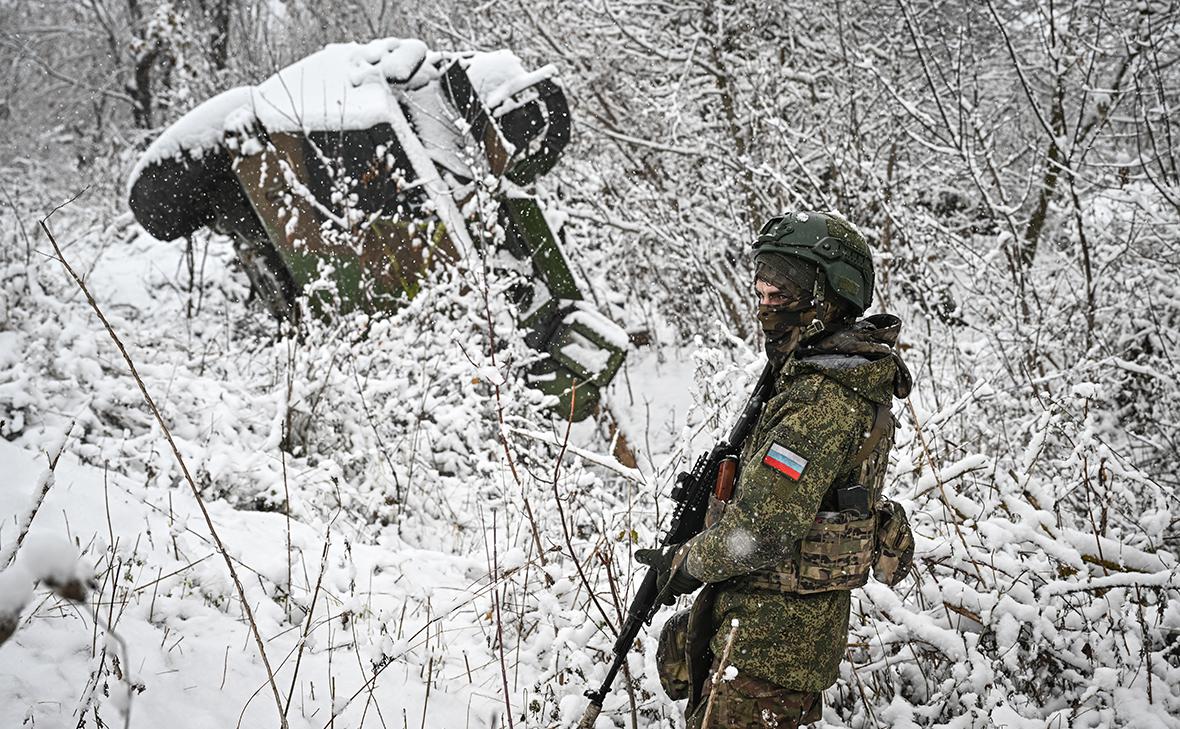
[803,268,827,339]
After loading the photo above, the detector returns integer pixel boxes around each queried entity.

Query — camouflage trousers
[657,610,822,729]
[687,670,821,729]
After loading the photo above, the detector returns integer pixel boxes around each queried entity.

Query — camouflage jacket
[682,315,909,692]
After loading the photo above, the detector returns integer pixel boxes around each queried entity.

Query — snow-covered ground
[0,215,711,728]
[1,438,509,728]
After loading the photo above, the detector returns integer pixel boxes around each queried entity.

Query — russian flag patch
[764,442,808,480]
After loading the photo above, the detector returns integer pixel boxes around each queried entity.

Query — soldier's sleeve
[682,376,869,583]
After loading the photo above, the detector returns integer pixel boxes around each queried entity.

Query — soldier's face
[755,278,783,306]
[755,278,808,308]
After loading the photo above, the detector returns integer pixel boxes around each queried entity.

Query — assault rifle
[577,362,776,728]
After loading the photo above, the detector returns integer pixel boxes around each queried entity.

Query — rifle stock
[577,363,775,725]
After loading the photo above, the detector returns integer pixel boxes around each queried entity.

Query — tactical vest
[741,402,913,594]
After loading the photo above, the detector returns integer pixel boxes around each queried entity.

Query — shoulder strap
[851,402,891,466]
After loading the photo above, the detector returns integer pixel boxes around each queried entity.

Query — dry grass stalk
[284,521,333,720]
[491,511,515,729]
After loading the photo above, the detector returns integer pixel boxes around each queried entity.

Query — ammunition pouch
[872,499,914,586]
[655,609,692,701]
[740,510,876,594]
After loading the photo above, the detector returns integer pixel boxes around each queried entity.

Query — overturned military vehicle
[127,38,626,421]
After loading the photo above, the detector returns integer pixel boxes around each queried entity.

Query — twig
[492,512,515,729]
[465,210,548,570]
[848,645,882,729]
[81,601,136,729]
[352,620,389,729]
[0,423,73,569]
[350,357,403,506]
[905,399,988,586]
[598,550,639,729]
[700,620,739,729]
[420,656,434,729]
[550,387,619,637]
[283,340,296,597]
[284,519,335,719]
[0,182,34,270]
[509,426,645,484]
[41,215,289,729]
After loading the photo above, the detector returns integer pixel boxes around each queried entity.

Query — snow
[126,86,252,191]
[486,65,558,116]
[128,38,551,195]
[13,27,1180,727]
[0,567,32,619]
[462,50,531,104]
[561,333,611,375]
[724,528,757,560]
[567,302,632,350]
[0,440,503,729]
[255,38,427,133]
[14,534,86,587]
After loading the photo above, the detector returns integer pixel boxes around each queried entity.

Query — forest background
[0,1,1178,728]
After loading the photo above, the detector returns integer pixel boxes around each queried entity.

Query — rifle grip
[714,457,737,502]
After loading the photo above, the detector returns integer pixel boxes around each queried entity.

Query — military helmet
[753,211,874,314]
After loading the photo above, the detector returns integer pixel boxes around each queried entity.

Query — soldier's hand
[635,545,703,604]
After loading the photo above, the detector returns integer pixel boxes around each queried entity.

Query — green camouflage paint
[232,129,457,313]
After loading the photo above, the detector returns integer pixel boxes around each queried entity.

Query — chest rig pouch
[743,402,907,594]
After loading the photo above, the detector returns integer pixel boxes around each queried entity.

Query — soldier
[638,211,915,728]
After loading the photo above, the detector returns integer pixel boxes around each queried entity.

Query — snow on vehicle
[127,38,626,421]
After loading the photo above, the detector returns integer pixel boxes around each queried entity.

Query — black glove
[635,544,703,603]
